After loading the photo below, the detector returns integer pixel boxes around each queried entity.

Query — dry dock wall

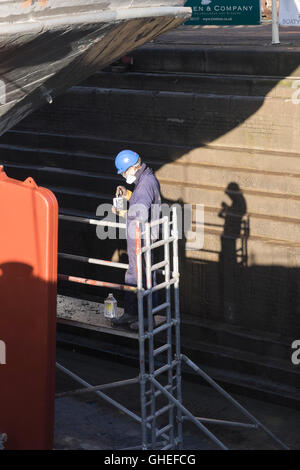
[1,44,300,401]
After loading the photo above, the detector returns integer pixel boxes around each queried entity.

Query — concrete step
[156,161,300,197]
[59,292,296,365]
[130,44,300,77]
[3,151,300,246]
[181,315,293,360]
[5,160,299,340]
[0,164,108,214]
[198,207,300,246]
[160,178,300,220]
[2,142,299,199]
[181,336,300,390]
[0,143,113,174]
[56,321,300,409]
[3,159,300,245]
[181,250,300,337]
[3,130,300,174]
[185,226,300,263]
[2,163,118,198]
[16,84,300,154]
[83,70,300,100]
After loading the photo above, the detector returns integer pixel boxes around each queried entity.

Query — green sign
[184,0,261,26]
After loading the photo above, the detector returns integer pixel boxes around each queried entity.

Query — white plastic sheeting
[279,0,300,26]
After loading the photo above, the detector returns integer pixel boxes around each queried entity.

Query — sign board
[279,0,300,26]
[184,0,261,25]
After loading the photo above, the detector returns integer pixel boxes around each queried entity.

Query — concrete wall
[1,42,300,397]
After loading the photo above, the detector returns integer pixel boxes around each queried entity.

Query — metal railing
[56,207,289,450]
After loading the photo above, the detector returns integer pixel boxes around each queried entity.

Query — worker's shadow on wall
[218,183,249,324]
[165,183,251,335]
[178,181,300,337]
[162,189,249,325]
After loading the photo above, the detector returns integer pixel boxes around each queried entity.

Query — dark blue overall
[125,163,161,316]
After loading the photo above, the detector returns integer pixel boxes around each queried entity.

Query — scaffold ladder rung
[156,424,173,439]
[153,344,171,357]
[151,260,169,272]
[161,443,174,450]
[146,404,174,422]
[152,302,170,315]
[148,319,176,337]
[145,382,174,396]
[144,277,177,295]
[154,360,177,378]
[145,385,177,406]
[141,236,175,253]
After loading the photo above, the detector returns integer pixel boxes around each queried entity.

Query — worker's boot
[111,312,137,326]
[130,317,156,332]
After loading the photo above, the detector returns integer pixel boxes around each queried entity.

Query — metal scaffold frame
[56,207,289,450]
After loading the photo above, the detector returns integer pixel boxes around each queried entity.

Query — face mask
[125,174,136,185]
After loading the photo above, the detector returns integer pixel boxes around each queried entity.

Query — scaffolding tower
[56,207,289,450]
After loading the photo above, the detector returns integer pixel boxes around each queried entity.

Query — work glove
[116,186,127,198]
[112,206,127,218]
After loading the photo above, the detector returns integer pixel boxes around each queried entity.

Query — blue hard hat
[115,150,139,174]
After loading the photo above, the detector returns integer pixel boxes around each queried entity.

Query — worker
[112,150,161,330]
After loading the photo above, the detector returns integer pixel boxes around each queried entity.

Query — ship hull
[0,1,190,135]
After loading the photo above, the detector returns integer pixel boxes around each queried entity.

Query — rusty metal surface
[0,1,191,135]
